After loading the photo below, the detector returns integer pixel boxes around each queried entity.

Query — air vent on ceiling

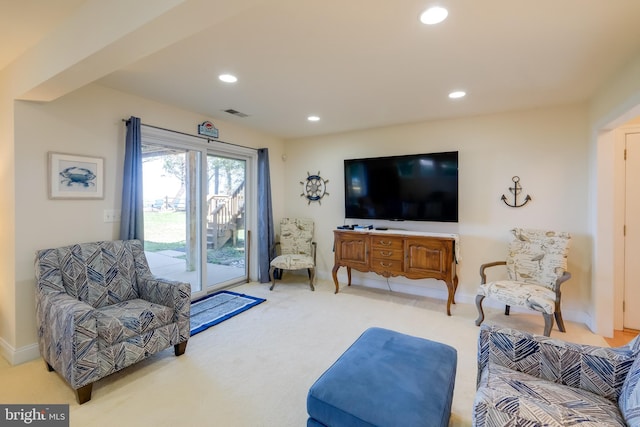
[223,108,249,118]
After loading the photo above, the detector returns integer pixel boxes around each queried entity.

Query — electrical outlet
[103,209,120,223]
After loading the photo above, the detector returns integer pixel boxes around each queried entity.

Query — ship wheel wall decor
[300,171,329,205]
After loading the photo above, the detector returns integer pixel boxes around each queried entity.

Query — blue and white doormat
[190,290,266,336]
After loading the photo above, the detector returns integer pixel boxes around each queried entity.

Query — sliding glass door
[140,127,253,299]
[204,154,247,290]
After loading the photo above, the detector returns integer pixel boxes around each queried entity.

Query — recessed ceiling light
[448,91,466,99]
[308,116,320,122]
[420,6,448,25]
[219,74,238,83]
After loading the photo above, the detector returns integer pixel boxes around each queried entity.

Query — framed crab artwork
[48,152,104,199]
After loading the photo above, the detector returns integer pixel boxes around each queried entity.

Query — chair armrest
[137,276,191,334]
[551,271,572,300]
[477,324,639,401]
[557,271,571,285]
[36,289,98,388]
[555,271,572,290]
[312,241,317,264]
[479,261,506,284]
[271,242,281,258]
[138,276,190,308]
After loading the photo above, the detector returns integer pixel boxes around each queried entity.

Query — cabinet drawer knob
[380,262,392,268]
[380,251,393,257]
[379,240,392,246]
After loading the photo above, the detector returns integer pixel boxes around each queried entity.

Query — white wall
[589,50,640,336]
[0,76,17,357]
[9,83,284,361]
[281,104,592,321]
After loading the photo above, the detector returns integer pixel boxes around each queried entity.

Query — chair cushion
[56,240,141,308]
[619,353,640,425]
[95,298,174,346]
[506,228,570,290]
[478,280,556,314]
[270,254,315,270]
[279,218,314,256]
[474,362,626,426]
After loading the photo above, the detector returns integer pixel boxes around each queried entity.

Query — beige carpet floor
[0,277,608,426]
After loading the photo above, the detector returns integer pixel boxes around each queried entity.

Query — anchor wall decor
[501,176,531,208]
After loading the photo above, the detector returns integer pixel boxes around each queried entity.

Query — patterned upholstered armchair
[269,218,316,291]
[35,240,190,404]
[475,228,571,336]
[474,324,640,426]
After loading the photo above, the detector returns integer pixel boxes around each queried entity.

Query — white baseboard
[319,271,593,329]
[0,336,40,365]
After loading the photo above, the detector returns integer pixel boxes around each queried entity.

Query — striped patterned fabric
[35,240,190,395]
[620,355,640,425]
[474,324,640,426]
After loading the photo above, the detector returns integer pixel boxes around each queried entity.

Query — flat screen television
[344,151,458,222]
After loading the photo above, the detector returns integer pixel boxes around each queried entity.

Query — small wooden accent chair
[475,228,571,336]
[269,218,316,291]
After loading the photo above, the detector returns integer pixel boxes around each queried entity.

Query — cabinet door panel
[405,238,452,276]
[334,233,369,268]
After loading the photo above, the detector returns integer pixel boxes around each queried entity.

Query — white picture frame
[48,152,104,199]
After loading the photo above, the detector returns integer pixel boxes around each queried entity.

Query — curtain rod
[122,119,257,151]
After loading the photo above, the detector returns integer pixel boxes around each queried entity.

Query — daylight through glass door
[141,145,204,293]
[140,140,248,297]
[204,154,247,291]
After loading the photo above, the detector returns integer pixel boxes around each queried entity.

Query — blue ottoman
[307,327,457,427]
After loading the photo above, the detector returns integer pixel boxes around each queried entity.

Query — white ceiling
[4,0,640,139]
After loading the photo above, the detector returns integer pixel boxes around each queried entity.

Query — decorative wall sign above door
[198,121,219,138]
[300,171,329,205]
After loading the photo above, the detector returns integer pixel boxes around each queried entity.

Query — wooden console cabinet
[332,230,459,315]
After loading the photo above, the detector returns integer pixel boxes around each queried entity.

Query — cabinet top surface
[334,229,458,239]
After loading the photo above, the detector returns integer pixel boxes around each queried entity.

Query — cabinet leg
[452,273,458,304]
[446,281,454,316]
[332,265,340,293]
[347,267,352,286]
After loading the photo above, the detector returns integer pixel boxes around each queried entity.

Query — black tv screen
[344,151,458,222]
